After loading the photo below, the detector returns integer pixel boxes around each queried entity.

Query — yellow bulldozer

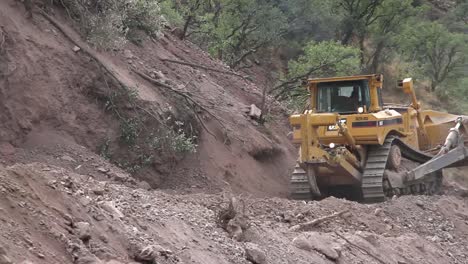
[289,74,468,203]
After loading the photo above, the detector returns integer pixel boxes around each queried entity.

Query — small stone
[137,181,151,190]
[61,155,76,162]
[374,208,383,216]
[108,171,128,182]
[72,46,81,52]
[244,243,266,264]
[123,49,134,59]
[37,253,45,259]
[99,201,124,219]
[415,200,424,208]
[292,236,312,251]
[92,188,105,196]
[74,222,92,241]
[97,167,109,173]
[152,70,165,80]
[79,197,92,207]
[248,104,262,119]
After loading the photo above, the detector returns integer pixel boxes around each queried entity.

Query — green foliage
[120,118,140,145]
[160,0,184,27]
[208,0,287,67]
[148,121,198,154]
[56,0,165,49]
[124,0,165,38]
[277,41,361,111]
[288,41,361,79]
[397,21,467,91]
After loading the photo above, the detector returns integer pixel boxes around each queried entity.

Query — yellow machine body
[289,74,461,197]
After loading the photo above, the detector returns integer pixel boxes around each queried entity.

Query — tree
[207,0,288,68]
[398,22,467,91]
[273,41,361,101]
[333,0,384,46]
[365,0,421,73]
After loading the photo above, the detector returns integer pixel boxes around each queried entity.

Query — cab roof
[308,74,381,84]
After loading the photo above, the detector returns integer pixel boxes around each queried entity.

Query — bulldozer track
[362,137,393,203]
[290,164,313,200]
[362,137,443,203]
[291,137,444,203]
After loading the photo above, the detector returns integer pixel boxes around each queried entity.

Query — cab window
[316,80,370,114]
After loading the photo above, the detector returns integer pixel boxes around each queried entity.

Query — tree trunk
[181,16,193,40]
[369,41,385,73]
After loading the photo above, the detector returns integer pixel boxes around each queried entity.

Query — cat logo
[327,119,346,131]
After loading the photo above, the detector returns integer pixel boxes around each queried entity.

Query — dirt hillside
[0,0,296,198]
[1,1,468,264]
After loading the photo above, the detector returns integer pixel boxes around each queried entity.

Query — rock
[61,155,77,162]
[415,200,424,208]
[136,245,164,261]
[74,222,92,241]
[0,142,15,156]
[99,201,124,219]
[75,254,102,264]
[137,181,152,190]
[108,171,128,182]
[79,197,92,207]
[292,233,340,260]
[248,104,262,119]
[72,46,81,52]
[374,208,383,216]
[123,49,134,59]
[97,167,109,173]
[244,243,266,264]
[92,187,105,196]
[152,70,166,80]
[292,236,312,251]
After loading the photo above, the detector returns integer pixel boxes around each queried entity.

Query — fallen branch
[131,68,228,139]
[291,210,348,231]
[40,10,223,140]
[161,58,247,79]
[334,232,388,264]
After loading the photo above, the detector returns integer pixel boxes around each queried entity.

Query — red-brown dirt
[0,0,296,198]
[1,1,468,264]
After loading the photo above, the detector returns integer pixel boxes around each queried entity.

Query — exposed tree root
[40,9,227,140]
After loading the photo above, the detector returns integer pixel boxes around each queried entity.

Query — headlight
[358,107,364,113]
[329,143,335,149]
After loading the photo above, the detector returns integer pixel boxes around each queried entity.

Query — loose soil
[0,1,468,264]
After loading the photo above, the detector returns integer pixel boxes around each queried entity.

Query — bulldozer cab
[316,80,370,114]
[309,74,384,114]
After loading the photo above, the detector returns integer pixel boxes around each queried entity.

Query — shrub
[55,0,166,49]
